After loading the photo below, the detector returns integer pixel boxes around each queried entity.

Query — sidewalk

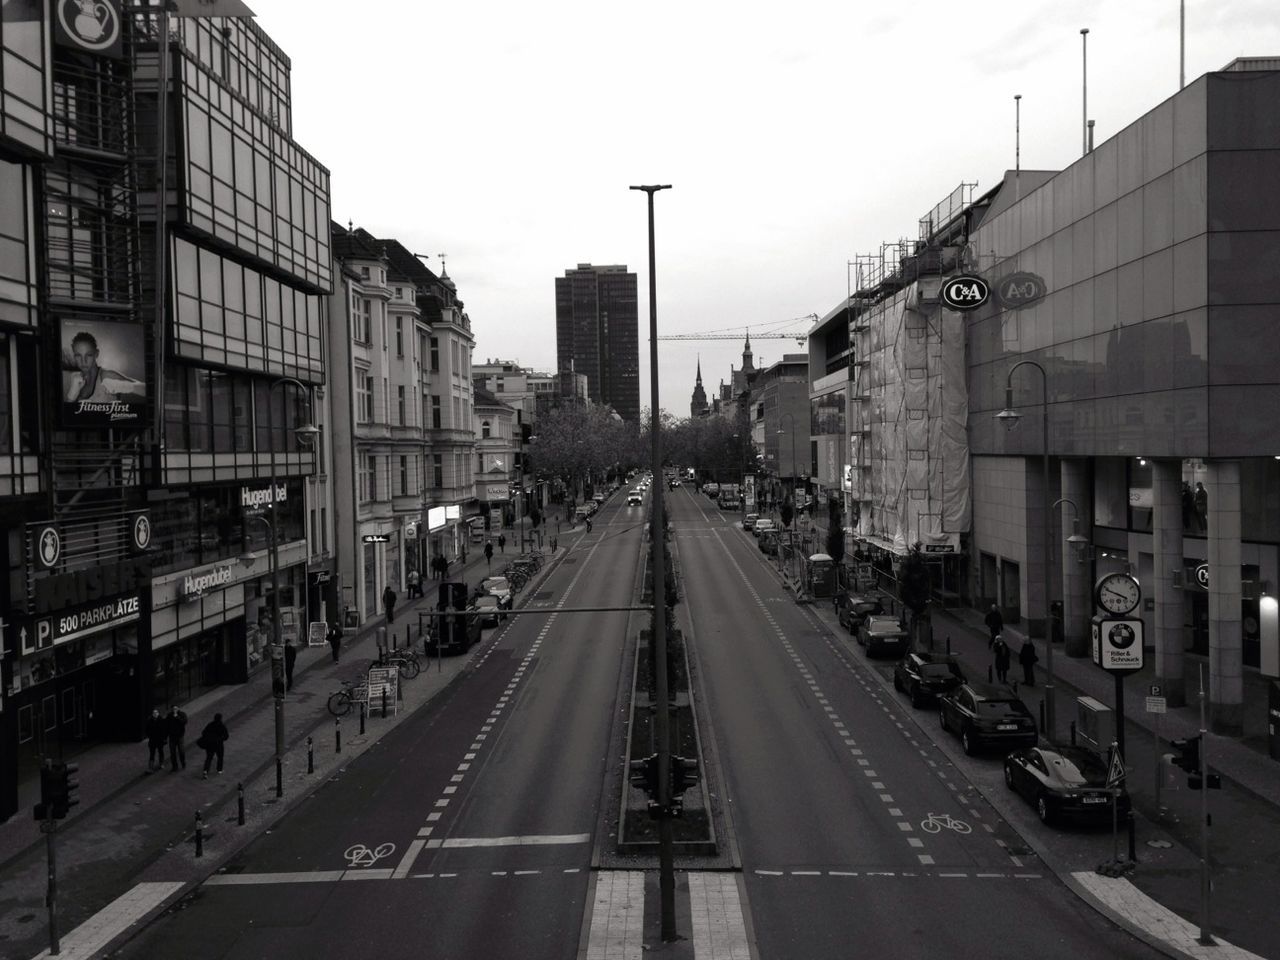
[0,543,537,958]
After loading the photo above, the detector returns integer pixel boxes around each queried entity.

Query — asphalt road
[109,495,644,960]
[670,487,1166,960]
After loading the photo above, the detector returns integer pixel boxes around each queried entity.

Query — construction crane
[654,314,818,345]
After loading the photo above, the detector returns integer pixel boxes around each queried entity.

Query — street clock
[1094,572,1141,615]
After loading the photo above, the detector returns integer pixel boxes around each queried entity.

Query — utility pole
[1197,663,1214,945]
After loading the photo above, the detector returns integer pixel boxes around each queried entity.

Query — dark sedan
[470,595,505,627]
[1005,746,1130,825]
[939,681,1038,755]
[835,592,884,634]
[856,615,909,658]
[893,652,964,707]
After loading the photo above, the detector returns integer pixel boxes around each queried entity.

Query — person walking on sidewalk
[166,706,188,771]
[407,567,422,599]
[328,619,343,663]
[498,534,506,553]
[145,708,167,772]
[198,713,229,778]
[992,635,1011,684]
[484,540,493,569]
[984,603,1003,642]
[383,584,398,624]
[284,641,297,691]
[1019,639,1039,686]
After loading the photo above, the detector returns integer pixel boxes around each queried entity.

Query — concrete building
[752,355,810,508]
[554,263,639,422]
[473,385,517,532]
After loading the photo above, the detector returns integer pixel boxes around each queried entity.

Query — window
[358,452,370,501]
[397,386,406,425]
[368,455,378,501]
[352,296,371,343]
[430,337,439,371]
[399,455,409,496]
[356,374,373,423]
[321,506,328,552]
[395,317,403,357]
[381,303,387,351]
[360,266,369,279]
[481,419,491,439]
[496,379,504,392]
[431,395,442,429]
[383,379,389,423]
[395,287,403,299]
[477,453,484,474]
[432,454,443,488]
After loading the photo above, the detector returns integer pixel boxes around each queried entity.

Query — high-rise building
[554,264,639,422]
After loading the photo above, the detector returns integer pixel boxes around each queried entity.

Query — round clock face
[1095,573,1141,615]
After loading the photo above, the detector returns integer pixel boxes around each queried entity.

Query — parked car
[1004,745,1129,825]
[478,576,513,609]
[758,530,780,555]
[939,681,1038,755]
[856,615,909,658]
[425,611,482,655]
[893,651,965,707]
[704,482,720,497]
[753,518,777,538]
[470,594,505,627]
[835,591,883,633]
[743,513,759,531]
[592,493,605,504]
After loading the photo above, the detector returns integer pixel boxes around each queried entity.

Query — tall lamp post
[732,432,747,520]
[997,360,1056,741]
[630,182,676,942]
[778,413,799,583]
[239,377,319,798]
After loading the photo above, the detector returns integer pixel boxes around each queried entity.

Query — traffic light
[1170,736,1201,775]
[35,760,79,820]
[629,753,659,798]
[671,755,700,796]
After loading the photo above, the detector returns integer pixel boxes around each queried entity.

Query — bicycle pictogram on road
[344,842,396,867]
[920,813,971,834]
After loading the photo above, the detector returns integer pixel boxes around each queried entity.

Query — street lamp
[732,432,748,519]
[996,360,1056,742]
[777,413,800,583]
[238,376,319,798]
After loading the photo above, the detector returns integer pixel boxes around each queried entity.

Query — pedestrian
[440,556,450,579]
[145,708,167,772]
[434,555,444,579]
[550,536,558,552]
[984,603,1003,643]
[328,619,343,663]
[166,705,188,771]
[1194,481,1208,531]
[498,534,506,553]
[992,635,1011,684]
[383,584,397,624]
[484,541,493,569]
[198,712,229,779]
[283,641,297,691]
[408,567,421,598]
[1019,639,1039,686]
[1181,482,1195,532]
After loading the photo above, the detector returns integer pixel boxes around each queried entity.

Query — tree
[900,541,933,650]
[780,500,794,529]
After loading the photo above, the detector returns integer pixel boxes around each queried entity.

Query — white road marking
[206,872,344,885]
[429,833,591,848]
[30,880,183,958]
[392,839,427,879]
[689,871,751,960]
[585,871,645,960]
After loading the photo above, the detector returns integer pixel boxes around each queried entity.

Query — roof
[380,238,439,287]
[330,221,385,262]
[473,385,514,410]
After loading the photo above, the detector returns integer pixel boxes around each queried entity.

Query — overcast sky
[249,0,1276,417]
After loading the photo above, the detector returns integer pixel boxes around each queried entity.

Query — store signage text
[34,560,150,615]
[23,593,142,653]
[940,275,990,311]
[241,483,288,510]
[994,271,1047,310]
[182,564,234,598]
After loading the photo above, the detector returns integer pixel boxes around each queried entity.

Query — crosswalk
[585,870,751,959]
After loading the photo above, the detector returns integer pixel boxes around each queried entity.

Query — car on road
[478,576,513,609]
[753,518,777,538]
[425,611,482,655]
[743,513,759,531]
[668,478,681,489]
[1004,745,1130,825]
[704,482,720,497]
[856,615,909,658]
[592,493,605,505]
[939,681,1038,755]
[627,490,643,506]
[470,594,505,627]
[893,651,965,707]
[758,530,780,555]
[835,591,883,633]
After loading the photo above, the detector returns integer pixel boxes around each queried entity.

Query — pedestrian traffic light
[36,760,79,820]
[1170,735,1201,775]
[670,755,700,796]
[629,753,659,797]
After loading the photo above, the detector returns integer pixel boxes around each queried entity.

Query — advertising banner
[53,0,123,58]
[59,318,146,426]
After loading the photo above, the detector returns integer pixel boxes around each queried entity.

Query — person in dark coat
[992,635,1011,684]
[484,541,493,569]
[328,619,343,663]
[984,604,1004,643]
[145,708,167,772]
[498,534,506,553]
[383,584,397,624]
[284,641,297,691]
[199,713,229,778]
[166,706,188,771]
[1019,639,1039,686]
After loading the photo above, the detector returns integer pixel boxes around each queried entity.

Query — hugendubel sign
[242,483,287,509]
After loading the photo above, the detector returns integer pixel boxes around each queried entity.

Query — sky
[248,0,1277,417]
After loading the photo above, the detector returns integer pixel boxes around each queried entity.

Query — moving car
[627,490,643,506]
[856,615,909,658]
[470,594,505,627]
[939,681,1038,755]
[835,591,883,633]
[704,482,720,497]
[1004,745,1130,825]
[893,651,965,707]
[743,513,759,531]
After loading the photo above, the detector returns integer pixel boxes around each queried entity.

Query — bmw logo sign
[940,275,990,311]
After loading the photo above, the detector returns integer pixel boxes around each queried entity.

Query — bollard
[382,687,388,719]
[307,736,314,774]
[360,700,366,735]
[237,783,245,826]
[397,669,404,702]
[392,629,398,652]
[194,811,204,858]
[335,716,342,753]
[1070,721,1077,747]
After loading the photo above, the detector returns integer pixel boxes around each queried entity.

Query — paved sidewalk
[0,542,548,959]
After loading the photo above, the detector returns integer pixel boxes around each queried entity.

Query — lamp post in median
[239,377,319,798]
[778,413,799,584]
[996,360,1057,742]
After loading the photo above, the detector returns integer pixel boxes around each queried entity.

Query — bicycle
[327,676,368,717]
[920,812,971,834]
[386,648,421,679]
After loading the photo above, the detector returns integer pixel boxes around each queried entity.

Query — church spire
[695,354,703,385]
[741,330,754,373]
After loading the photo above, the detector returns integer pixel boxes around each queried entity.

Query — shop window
[1094,458,1127,528]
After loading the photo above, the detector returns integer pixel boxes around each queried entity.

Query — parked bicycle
[386,647,421,679]
[327,676,369,717]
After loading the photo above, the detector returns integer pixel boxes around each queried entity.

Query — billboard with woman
[59,318,146,425]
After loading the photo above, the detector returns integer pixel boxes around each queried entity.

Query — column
[1207,459,1243,735]
[1151,459,1186,706]
[1060,459,1093,657]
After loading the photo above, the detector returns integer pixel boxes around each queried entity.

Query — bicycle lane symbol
[345,842,396,868]
[920,813,971,835]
